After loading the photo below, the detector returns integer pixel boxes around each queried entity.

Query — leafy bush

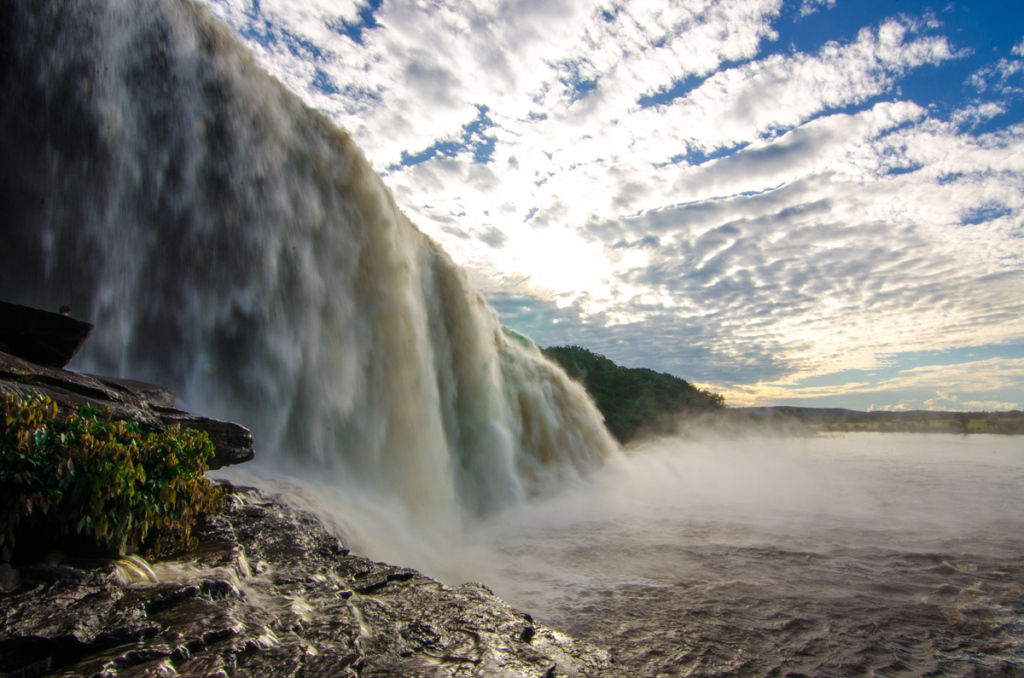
[543,345,725,443]
[0,392,225,562]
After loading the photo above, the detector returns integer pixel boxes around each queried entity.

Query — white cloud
[1013,37,1024,57]
[950,102,1006,129]
[799,0,835,18]
[668,101,926,202]
[377,17,962,304]
[922,396,1022,412]
[967,49,1024,96]
[880,358,1024,394]
[639,19,956,156]
[718,357,1024,409]
[204,0,784,166]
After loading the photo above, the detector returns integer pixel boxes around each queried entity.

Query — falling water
[0,0,618,534]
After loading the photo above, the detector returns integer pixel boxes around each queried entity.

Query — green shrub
[0,392,225,562]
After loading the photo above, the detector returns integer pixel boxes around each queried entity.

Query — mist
[217,432,1023,596]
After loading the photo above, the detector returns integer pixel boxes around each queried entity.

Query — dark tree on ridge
[543,345,725,444]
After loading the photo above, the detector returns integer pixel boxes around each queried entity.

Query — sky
[201,0,1024,411]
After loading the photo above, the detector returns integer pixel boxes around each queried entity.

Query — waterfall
[0,0,617,532]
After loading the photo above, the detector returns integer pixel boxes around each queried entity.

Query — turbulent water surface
[454,433,1024,677]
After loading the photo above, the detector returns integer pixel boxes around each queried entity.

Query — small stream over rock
[0,485,619,678]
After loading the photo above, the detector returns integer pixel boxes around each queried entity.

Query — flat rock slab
[0,486,623,678]
[0,350,253,470]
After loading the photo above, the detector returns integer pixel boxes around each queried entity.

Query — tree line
[542,345,725,443]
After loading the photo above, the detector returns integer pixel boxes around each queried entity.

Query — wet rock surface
[0,350,254,470]
[0,486,622,678]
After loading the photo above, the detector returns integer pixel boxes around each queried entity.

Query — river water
[453,433,1024,677]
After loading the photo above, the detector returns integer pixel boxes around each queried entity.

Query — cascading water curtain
[0,0,618,531]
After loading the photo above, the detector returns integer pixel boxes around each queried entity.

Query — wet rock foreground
[0,312,619,678]
[0,485,621,678]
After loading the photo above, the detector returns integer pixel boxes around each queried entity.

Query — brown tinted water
[472,434,1024,677]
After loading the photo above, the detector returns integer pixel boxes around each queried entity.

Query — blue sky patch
[961,201,1013,225]
[557,59,600,103]
[637,74,704,109]
[886,163,925,176]
[395,106,497,169]
[327,0,383,46]
[310,68,339,95]
[240,6,326,62]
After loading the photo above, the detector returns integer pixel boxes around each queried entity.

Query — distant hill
[542,345,725,443]
[540,344,1024,440]
[734,406,1024,435]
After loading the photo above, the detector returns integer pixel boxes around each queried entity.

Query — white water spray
[0,0,617,538]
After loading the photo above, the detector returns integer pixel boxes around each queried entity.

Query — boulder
[0,301,94,369]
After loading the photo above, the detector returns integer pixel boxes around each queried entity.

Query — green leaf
[2,393,223,560]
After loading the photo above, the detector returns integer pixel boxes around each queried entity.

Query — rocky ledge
[0,310,619,677]
[0,485,620,678]
[0,350,253,470]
